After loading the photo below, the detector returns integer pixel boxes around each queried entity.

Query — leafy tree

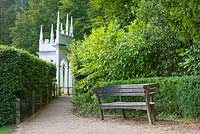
[161,0,200,43]
[69,20,183,115]
[10,0,60,54]
[160,0,200,75]
[0,0,16,45]
[88,0,139,28]
[0,0,30,45]
[60,0,91,39]
[3,0,198,75]
[69,20,183,92]
[15,0,29,13]
[60,0,141,39]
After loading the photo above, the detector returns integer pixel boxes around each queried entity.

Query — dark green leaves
[0,46,56,126]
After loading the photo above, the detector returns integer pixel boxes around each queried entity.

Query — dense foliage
[69,21,182,98]
[0,0,29,45]
[68,0,200,119]
[160,0,200,75]
[72,76,200,120]
[3,1,197,74]
[60,0,91,39]
[10,0,59,54]
[1,0,199,120]
[69,21,199,119]
[72,0,196,75]
[0,0,16,45]
[1,0,198,74]
[0,46,56,126]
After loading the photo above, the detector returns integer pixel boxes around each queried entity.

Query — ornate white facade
[37,11,73,95]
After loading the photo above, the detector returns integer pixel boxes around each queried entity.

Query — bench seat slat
[97,92,155,97]
[94,88,145,93]
[101,102,155,110]
[99,93,146,97]
[94,87,156,93]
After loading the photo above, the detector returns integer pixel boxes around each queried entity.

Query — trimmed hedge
[0,46,56,126]
[72,76,200,120]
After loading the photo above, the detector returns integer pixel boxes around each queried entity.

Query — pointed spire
[70,16,73,37]
[40,25,43,41]
[61,23,65,34]
[50,24,54,43]
[61,23,63,30]
[66,14,69,36]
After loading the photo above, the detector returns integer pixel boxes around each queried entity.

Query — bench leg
[147,106,154,125]
[150,96,156,121]
[99,108,104,120]
[151,105,156,122]
[122,109,127,119]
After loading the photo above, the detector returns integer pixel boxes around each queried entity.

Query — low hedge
[72,76,200,120]
[0,46,56,126]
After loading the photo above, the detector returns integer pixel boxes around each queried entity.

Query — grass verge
[0,126,14,134]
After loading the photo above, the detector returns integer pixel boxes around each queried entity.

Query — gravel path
[12,96,200,134]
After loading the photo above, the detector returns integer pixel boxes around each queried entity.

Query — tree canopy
[0,0,199,74]
[10,0,59,53]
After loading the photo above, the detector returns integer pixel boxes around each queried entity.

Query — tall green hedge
[0,46,56,126]
[72,76,200,120]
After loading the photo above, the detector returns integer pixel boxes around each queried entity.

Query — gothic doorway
[60,58,72,95]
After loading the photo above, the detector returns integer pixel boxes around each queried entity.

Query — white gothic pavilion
[37,11,73,95]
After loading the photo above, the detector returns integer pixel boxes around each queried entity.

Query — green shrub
[69,21,183,93]
[69,21,186,117]
[0,46,56,126]
[72,76,200,120]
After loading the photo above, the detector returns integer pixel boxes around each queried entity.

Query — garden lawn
[0,126,14,134]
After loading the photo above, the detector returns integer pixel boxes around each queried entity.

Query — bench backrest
[93,83,157,98]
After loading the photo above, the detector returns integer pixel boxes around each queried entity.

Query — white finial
[70,16,73,37]
[61,23,63,30]
[66,14,69,35]
[50,24,54,43]
[61,23,64,34]
[40,25,43,41]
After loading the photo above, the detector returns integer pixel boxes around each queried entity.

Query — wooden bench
[93,83,158,125]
